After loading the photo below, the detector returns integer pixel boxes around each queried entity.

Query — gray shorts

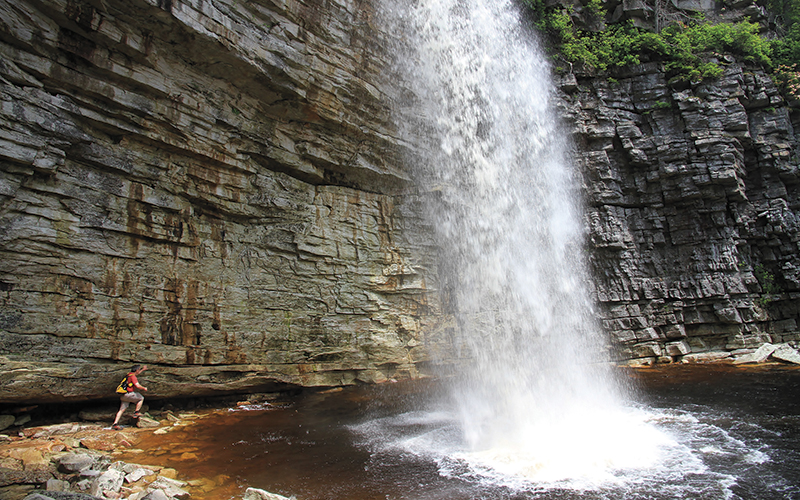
[119,391,144,409]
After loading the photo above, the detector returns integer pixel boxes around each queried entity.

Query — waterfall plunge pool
[127,364,800,500]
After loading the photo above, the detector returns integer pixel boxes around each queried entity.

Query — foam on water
[382,0,659,486]
[376,0,793,496]
[349,402,773,498]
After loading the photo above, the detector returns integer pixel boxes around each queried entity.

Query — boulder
[0,415,15,432]
[771,344,800,364]
[56,453,95,474]
[135,417,161,429]
[243,488,294,500]
[147,477,189,499]
[89,469,125,497]
[140,490,171,500]
[733,343,778,364]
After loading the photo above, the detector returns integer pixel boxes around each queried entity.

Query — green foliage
[522,0,779,85]
[754,264,782,306]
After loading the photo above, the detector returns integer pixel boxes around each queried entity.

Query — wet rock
[112,462,156,484]
[733,343,778,364]
[139,490,170,500]
[135,418,160,430]
[9,449,48,471]
[771,344,800,364]
[243,487,294,500]
[146,477,189,499]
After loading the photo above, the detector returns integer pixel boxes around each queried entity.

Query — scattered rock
[0,409,282,500]
[89,469,124,497]
[147,477,189,499]
[733,343,778,364]
[135,418,160,430]
[243,487,294,500]
[46,478,70,492]
[23,492,103,499]
[0,416,15,433]
[10,449,48,470]
[0,467,54,487]
[138,490,170,500]
[14,416,32,428]
[679,351,732,363]
[1,484,36,499]
[56,454,95,474]
[771,344,800,364]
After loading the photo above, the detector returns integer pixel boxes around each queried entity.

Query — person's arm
[134,367,148,391]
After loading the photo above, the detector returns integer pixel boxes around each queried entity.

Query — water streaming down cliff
[385,0,668,486]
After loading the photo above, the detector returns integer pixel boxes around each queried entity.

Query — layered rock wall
[1,0,799,404]
[0,0,446,403]
[558,59,800,363]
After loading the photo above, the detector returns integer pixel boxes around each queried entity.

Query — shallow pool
[130,364,800,500]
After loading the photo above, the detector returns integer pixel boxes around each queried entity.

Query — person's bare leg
[112,404,126,426]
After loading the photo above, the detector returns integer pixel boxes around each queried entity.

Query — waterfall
[384,0,668,485]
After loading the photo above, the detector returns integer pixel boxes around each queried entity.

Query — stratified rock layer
[1,0,799,403]
[0,0,447,403]
[558,60,800,364]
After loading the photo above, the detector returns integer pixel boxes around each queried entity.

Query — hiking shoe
[132,412,142,418]
[112,424,122,430]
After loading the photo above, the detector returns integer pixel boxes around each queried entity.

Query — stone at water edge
[136,417,161,429]
[243,487,295,500]
[771,344,800,364]
[733,343,778,364]
[147,476,190,498]
[140,490,170,500]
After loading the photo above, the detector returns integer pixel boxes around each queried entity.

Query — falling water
[384,0,669,487]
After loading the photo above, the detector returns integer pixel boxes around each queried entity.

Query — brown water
[124,365,800,500]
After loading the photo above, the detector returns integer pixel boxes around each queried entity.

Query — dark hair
[131,365,141,372]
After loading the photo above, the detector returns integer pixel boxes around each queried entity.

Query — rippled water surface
[131,365,800,500]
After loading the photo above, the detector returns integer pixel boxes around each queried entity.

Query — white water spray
[385,0,671,486]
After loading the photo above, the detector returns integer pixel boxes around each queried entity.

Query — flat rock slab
[772,345,800,364]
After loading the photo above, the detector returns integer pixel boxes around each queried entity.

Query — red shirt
[127,373,138,392]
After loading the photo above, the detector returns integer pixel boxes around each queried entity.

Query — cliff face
[559,61,800,363]
[0,0,446,403]
[1,0,798,404]
[549,0,800,364]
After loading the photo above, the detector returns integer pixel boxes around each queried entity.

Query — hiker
[112,364,148,430]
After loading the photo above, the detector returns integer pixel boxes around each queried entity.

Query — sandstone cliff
[1,0,798,405]
[0,0,447,403]
[552,0,800,364]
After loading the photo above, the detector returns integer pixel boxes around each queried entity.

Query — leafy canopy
[522,0,789,85]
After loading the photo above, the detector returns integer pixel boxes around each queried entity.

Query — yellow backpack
[115,376,130,394]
